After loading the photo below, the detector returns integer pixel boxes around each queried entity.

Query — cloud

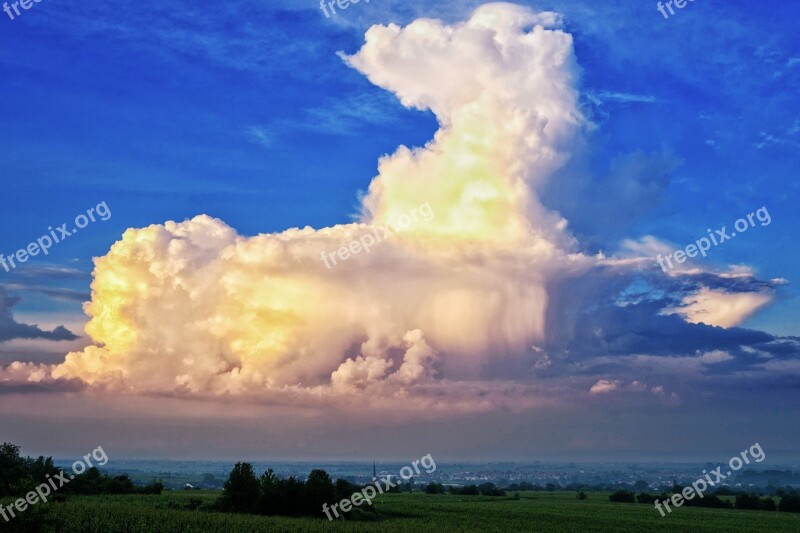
[543,150,680,244]
[29,1,329,79]
[2,284,90,303]
[299,92,408,135]
[251,92,410,140]
[0,288,79,342]
[0,362,85,395]
[11,267,90,281]
[39,3,590,406]
[698,350,734,364]
[4,3,793,414]
[245,126,275,148]
[664,287,773,328]
[587,91,659,105]
[589,379,619,394]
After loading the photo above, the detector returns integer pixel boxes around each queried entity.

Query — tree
[256,468,281,515]
[478,483,506,496]
[450,484,479,495]
[0,443,24,497]
[335,478,361,501]
[577,491,587,500]
[279,476,304,516]
[219,462,260,513]
[300,469,336,516]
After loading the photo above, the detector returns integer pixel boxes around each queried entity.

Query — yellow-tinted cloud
[5,3,777,413]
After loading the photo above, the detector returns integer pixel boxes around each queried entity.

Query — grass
[3,490,800,532]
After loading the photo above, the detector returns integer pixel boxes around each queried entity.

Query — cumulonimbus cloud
[3,3,786,411]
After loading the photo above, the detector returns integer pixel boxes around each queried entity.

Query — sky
[0,0,799,462]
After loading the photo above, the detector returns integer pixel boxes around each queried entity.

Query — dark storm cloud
[0,288,79,342]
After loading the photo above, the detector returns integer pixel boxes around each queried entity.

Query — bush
[450,485,479,496]
[577,491,587,500]
[477,483,506,497]
[187,497,203,511]
[139,480,164,495]
[425,482,445,494]
[779,494,800,513]
[636,492,655,504]
[760,497,777,511]
[688,494,733,509]
[609,490,635,503]
[735,493,761,510]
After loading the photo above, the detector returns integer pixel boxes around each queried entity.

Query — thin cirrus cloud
[247,92,410,145]
[586,90,660,105]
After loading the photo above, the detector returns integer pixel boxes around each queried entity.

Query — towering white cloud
[4,3,780,412]
[48,3,591,403]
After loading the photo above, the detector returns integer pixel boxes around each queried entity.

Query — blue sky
[0,1,799,459]
[1,0,797,333]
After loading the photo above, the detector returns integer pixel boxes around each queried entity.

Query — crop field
[4,491,800,532]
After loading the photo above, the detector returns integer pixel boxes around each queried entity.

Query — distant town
[84,460,800,494]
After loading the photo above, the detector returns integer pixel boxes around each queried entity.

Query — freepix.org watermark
[3,0,45,22]
[322,453,436,520]
[656,206,771,273]
[654,442,765,517]
[0,446,109,523]
[0,201,111,273]
[319,0,370,19]
[320,202,434,270]
[656,0,697,20]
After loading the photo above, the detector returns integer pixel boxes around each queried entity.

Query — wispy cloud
[12,267,90,281]
[245,126,275,148]
[2,284,90,303]
[250,92,408,142]
[588,90,660,105]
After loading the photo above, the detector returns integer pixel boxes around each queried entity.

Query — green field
[4,490,800,532]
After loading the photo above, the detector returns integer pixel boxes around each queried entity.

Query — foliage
[449,485,480,496]
[218,463,259,513]
[0,443,162,502]
[220,464,338,518]
[609,490,636,503]
[779,494,800,513]
[735,493,776,511]
[2,491,800,532]
[425,482,446,494]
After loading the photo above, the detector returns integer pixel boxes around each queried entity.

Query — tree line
[424,482,506,496]
[608,487,800,513]
[0,442,163,500]
[217,462,374,519]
